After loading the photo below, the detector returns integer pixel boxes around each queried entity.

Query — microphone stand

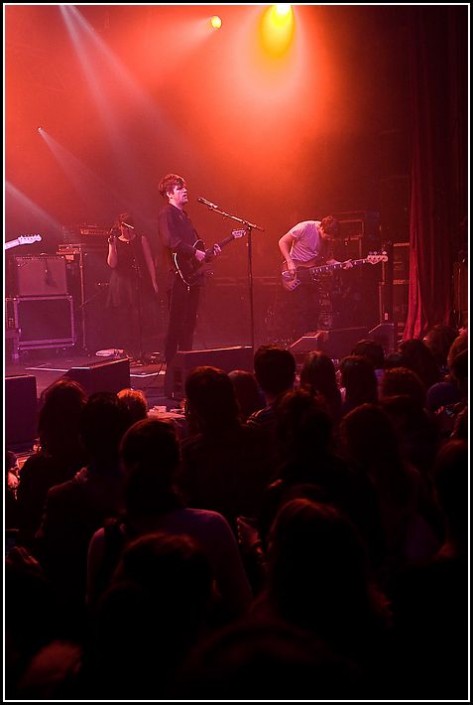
[200,203,264,356]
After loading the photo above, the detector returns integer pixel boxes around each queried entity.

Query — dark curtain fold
[404,7,468,339]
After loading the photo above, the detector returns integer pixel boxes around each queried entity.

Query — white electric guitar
[281,252,389,292]
[5,234,42,251]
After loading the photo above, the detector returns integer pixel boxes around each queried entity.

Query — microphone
[197,197,219,209]
[121,221,135,230]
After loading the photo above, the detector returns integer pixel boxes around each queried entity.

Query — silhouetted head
[39,377,87,455]
[266,498,379,637]
[185,366,240,432]
[95,532,213,699]
[380,366,426,409]
[423,324,458,369]
[120,417,181,516]
[339,355,378,407]
[117,388,148,427]
[228,369,264,420]
[276,389,333,463]
[80,392,127,463]
[300,350,338,395]
[351,339,385,370]
[253,346,296,398]
[175,616,362,700]
[398,338,441,389]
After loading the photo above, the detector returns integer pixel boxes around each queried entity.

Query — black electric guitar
[173,229,246,287]
[281,252,388,292]
[5,234,42,251]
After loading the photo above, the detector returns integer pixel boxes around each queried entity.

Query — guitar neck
[216,234,237,250]
[5,239,20,250]
[310,257,369,274]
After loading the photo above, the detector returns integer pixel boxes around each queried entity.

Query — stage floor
[5,348,168,408]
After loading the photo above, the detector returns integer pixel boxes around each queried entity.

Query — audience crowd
[5,324,468,700]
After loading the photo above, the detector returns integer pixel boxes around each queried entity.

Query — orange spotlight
[210,16,222,30]
[260,4,295,58]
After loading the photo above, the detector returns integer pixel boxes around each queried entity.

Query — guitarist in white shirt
[278,216,352,340]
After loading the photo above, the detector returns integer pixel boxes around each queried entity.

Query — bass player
[278,216,353,340]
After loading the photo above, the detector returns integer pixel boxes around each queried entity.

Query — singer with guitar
[158,174,222,388]
[278,216,353,340]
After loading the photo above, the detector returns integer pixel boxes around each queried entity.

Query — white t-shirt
[287,220,327,262]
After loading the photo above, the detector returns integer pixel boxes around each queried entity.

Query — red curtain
[404,7,468,339]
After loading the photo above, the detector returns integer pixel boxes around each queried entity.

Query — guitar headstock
[367,251,388,264]
[232,229,247,239]
[18,234,42,245]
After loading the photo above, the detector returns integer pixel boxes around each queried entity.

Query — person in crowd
[16,378,88,546]
[338,354,378,416]
[6,449,20,531]
[389,439,468,699]
[397,338,441,391]
[117,387,148,425]
[422,324,459,376]
[178,366,272,534]
[258,390,384,571]
[255,498,393,694]
[299,350,342,423]
[86,417,252,622]
[351,339,386,391]
[35,392,129,630]
[173,615,363,700]
[426,332,468,413]
[338,403,441,581]
[87,532,214,700]
[247,345,296,431]
[228,369,265,422]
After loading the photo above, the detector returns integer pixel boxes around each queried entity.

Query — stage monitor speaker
[5,375,38,451]
[168,346,253,399]
[289,327,369,361]
[64,358,131,397]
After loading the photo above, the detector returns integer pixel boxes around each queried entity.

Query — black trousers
[282,281,321,341]
[164,276,201,364]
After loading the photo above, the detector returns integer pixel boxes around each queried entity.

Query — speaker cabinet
[168,346,253,399]
[7,295,75,351]
[289,327,369,362]
[332,210,381,251]
[14,256,67,296]
[379,175,410,243]
[5,375,38,451]
[378,281,409,326]
[393,242,410,280]
[82,248,115,352]
[64,358,131,396]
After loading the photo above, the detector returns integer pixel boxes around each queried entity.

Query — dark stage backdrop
[5,6,468,339]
